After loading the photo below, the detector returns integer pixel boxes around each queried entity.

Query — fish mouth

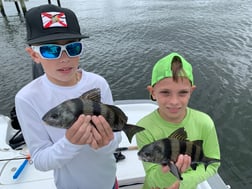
[138,155,153,162]
[43,121,49,125]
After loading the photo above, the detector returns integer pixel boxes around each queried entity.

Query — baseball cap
[25,4,89,45]
[151,52,194,86]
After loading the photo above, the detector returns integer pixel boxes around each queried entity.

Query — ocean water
[0,0,252,188]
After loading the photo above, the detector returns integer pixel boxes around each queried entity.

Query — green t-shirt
[136,107,220,189]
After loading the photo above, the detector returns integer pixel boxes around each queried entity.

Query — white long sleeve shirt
[15,69,122,189]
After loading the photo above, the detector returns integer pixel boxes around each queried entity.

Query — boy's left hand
[89,115,114,149]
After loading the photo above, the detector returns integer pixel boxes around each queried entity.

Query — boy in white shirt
[15,4,121,189]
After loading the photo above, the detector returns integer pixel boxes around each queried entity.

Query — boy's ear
[191,85,196,93]
[147,85,156,100]
[192,85,196,91]
[25,47,41,64]
[147,85,152,93]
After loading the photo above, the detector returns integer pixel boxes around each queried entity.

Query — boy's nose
[169,95,179,104]
[59,51,70,63]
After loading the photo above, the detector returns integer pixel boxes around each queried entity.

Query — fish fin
[192,140,203,147]
[191,163,198,170]
[202,157,221,170]
[169,162,183,180]
[161,158,170,166]
[122,124,145,143]
[106,104,128,121]
[161,161,183,180]
[112,129,121,132]
[168,128,187,141]
[80,88,101,102]
[105,104,144,142]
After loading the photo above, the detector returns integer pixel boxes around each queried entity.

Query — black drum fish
[42,88,144,143]
[137,128,220,179]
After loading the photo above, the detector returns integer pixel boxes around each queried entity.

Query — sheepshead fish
[42,88,144,143]
[137,128,220,180]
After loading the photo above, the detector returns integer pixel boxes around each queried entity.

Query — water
[1,0,252,188]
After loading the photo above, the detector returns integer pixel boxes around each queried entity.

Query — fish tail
[122,124,145,143]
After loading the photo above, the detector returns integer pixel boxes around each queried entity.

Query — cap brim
[27,33,89,45]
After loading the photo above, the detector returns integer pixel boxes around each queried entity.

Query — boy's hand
[161,154,191,173]
[160,154,191,189]
[65,114,93,145]
[175,154,191,173]
[89,115,114,149]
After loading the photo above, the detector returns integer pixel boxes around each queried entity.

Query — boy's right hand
[160,154,191,189]
[161,154,191,173]
[65,114,93,145]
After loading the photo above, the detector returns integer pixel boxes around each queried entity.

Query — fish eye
[144,152,152,157]
[51,113,59,119]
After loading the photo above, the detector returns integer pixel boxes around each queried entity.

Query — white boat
[0,100,231,189]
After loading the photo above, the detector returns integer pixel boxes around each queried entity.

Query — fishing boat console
[0,100,230,189]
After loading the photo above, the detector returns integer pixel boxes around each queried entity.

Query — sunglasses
[31,42,83,60]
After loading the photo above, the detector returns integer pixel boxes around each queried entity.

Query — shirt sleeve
[180,163,219,189]
[15,96,84,171]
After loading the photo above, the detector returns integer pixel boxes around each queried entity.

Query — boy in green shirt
[136,52,220,189]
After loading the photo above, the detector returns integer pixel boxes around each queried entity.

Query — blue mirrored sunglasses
[31,42,83,60]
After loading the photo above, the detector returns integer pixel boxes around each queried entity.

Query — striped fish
[42,88,144,143]
[137,128,220,179]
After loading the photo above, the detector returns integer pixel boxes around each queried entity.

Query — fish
[137,128,220,180]
[42,88,144,143]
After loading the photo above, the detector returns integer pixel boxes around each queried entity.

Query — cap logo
[41,12,67,29]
